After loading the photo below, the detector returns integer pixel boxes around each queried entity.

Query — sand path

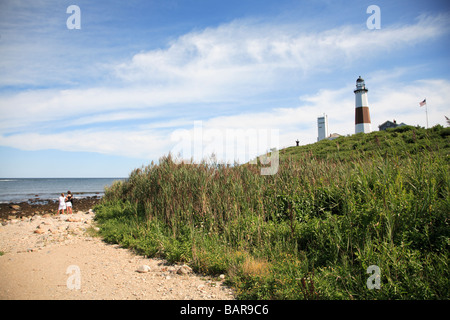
[0,212,234,300]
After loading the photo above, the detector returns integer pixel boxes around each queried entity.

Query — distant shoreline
[0,177,125,205]
[0,196,102,221]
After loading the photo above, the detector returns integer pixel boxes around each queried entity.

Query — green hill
[94,124,449,300]
[281,124,450,162]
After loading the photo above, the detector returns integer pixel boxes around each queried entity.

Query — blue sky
[0,0,449,177]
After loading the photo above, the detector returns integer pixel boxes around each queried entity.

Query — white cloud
[1,78,448,162]
[164,77,450,164]
[1,14,449,162]
[120,14,448,75]
[369,78,450,128]
[0,129,170,160]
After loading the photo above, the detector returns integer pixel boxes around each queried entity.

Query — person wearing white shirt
[58,193,66,214]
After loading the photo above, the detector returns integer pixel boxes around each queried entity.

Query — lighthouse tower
[354,76,371,134]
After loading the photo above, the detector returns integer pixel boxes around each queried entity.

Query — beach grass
[94,124,449,299]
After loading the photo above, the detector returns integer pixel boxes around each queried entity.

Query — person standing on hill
[65,191,73,214]
[58,193,66,214]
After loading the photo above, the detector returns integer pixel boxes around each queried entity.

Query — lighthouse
[354,76,371,134]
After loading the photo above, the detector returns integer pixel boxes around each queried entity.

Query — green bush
[95,126,449,300]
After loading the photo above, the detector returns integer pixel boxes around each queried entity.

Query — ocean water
[0,178,125,203]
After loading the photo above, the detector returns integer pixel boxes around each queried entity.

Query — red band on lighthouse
[355,106,371,124]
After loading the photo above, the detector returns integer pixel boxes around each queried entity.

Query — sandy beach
[0,199,234,300]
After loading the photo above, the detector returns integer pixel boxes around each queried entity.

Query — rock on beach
[137,265,151,273]
[10,205,21,211]
[0,210,97,254]
[176,265,193,275]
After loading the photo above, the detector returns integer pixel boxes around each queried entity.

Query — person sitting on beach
[58,193,66,214]
[65,191,73,214]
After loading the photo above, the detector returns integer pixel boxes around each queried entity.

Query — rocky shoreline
[0,197,102,222]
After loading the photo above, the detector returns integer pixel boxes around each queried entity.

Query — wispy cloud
[0,129,171,160]
[2,78,448,162]
[113,13,449,87]
[0,12,449,162]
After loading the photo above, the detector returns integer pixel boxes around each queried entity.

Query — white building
[317,114,329,141]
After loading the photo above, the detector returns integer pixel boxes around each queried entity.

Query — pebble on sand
[136,265,151,273]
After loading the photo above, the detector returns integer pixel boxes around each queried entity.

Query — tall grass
[96,125,449,299]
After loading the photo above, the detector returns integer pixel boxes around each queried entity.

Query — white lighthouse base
[355,123,371,134]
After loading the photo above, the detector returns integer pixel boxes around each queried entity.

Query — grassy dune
[94,125,449,299]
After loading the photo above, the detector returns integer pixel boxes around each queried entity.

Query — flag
[419,99,426,107]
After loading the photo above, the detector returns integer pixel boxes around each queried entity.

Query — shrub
[95,127,449,300]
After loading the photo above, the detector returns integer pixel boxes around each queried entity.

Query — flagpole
[420,99,428,129]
